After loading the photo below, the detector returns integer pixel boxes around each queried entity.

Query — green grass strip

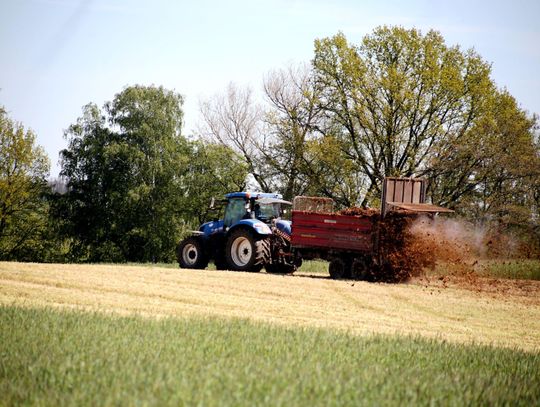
[1,305,538,406]
[481,259,540,281]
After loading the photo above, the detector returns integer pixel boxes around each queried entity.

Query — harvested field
[1,261,539,351]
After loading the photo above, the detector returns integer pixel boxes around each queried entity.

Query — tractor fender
[274,219,291,235]
[199,220,224,238]
[227,219,272,237]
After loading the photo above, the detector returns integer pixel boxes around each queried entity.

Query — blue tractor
[176,192,300,273]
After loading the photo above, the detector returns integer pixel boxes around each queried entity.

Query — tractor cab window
[255,203,281,222]
[224,198,248,227]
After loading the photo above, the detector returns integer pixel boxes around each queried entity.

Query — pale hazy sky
[1,0,539,177]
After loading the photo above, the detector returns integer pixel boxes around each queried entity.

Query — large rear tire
[225,229,270,272]
[177,237,209,269]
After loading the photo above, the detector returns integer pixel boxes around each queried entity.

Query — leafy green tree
[0,107,50,260]
[56,102,129,261]
[60,86,189,262]
[59,85,248,263]
[428,90,539,211]
[107,85,191,262]
[312,27,495,206]
[181,142,248,223]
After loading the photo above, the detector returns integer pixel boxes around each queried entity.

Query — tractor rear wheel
[177,237,209,269]
[225,229,270,272]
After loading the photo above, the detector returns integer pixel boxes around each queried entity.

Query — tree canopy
[201,26,539,229]
[0,107,50,260]
[1,26,539,263]
[57,85,246,262]
[311,27,497,205]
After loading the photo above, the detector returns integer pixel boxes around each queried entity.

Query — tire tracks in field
[326,281,471,332]
[387,292,466,322]
[0,276,211,309]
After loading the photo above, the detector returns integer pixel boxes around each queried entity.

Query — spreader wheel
[329,257,350,280]
[351,257,372,281]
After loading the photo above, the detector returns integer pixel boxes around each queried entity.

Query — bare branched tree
[262,64,324,200]
[199,83,270,191]
[262,64,371,206]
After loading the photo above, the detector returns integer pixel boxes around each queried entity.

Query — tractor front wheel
[177,237,209,269]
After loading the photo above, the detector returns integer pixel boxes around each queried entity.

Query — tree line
[1,86,247,262]
[1,26,539,263]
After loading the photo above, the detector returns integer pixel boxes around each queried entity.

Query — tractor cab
[222,192,290,227]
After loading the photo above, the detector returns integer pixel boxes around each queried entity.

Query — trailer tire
[351,258,371,281]
[225,229,269,272]
[329,257,350,280]
[177,237,209,269]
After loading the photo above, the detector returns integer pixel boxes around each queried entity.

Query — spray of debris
[328,206,530,287]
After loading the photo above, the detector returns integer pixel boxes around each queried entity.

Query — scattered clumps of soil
[403,216,480,283]
[377,211,430,282]
[303,203,534,288]
[332,210,522,286]
[335,208,433,282]
[376,214,515,285]
[416,272,540,302]
[384,215,535,292]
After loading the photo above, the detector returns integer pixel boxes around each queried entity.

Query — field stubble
[1,261,539,351]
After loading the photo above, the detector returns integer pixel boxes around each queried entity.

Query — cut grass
[1,305,539,406]
[1,262,539,351]
[98,258,540,280]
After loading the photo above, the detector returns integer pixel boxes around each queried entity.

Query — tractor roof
[225,192,282,200]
